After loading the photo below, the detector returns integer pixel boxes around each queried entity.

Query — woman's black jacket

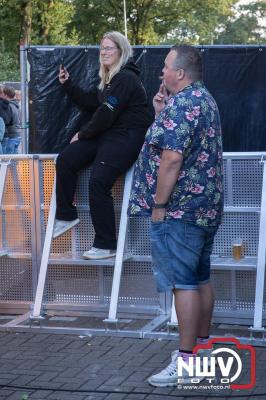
[63,61,151,143]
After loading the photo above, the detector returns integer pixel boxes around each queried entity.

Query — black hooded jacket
[0,98,12,128]
[6,100,21,138]
[63,61,151,141]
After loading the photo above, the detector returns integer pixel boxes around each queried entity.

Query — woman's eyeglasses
[100,46,118,53]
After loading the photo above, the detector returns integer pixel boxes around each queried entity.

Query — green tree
[31,0,79,45]
[214,1,266,44]
[0,0,265,81]
[0,0,22,52]
[0,0,78,80]
[0,51,20,81]
[0,0,79,52]
[20,0,32,45]
[71,0,239,45]
[157,0,236,44]
[0,0,23,80]
[69,0,115,45]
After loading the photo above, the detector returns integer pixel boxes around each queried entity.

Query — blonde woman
[53,31,150,259]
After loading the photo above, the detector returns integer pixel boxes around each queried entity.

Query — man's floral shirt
[128,81,223,227]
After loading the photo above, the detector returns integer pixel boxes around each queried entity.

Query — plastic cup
[232,238,243,260]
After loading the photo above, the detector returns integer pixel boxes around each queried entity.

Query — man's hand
[153,83,169,116]
[59,64,69,84]
[151,207,166,222]
[70,132,79,143]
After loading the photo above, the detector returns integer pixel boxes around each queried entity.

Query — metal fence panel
[0,154,265,327]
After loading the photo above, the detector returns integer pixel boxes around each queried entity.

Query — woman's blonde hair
[98,31,133,90]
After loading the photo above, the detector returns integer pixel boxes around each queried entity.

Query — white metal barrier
[0,153,265,333]
[169,153,266,331]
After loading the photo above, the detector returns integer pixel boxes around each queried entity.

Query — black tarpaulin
[27,45,266,153]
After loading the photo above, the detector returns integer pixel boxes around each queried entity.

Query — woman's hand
[153,83,169,116]
[59,64,69,84]
[70,132,79,143]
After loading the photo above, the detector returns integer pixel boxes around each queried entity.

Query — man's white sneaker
[148,350,205,387]
[53,218,80,239]
[148,350,179,387]
[83,247,116,260]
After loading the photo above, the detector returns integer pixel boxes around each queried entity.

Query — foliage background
[0,0,265,81]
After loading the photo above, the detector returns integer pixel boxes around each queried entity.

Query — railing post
[31,178,56,319]
[20,45,29,154]
[252,158,266,330]
[105,167,134,323]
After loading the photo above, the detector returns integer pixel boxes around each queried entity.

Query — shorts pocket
[150,219,166,238]
[184,223,205,252]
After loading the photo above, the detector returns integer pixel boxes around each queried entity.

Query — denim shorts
[150,219,218,292]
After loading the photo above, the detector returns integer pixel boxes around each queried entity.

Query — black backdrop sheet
[27,45,266,153]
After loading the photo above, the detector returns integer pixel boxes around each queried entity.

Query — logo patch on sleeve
[107,96,119,105]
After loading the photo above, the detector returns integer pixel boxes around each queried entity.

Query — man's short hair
[171,45,202,82]
[3,85,16,100]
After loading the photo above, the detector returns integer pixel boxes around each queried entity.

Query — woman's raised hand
[59,64,69,84]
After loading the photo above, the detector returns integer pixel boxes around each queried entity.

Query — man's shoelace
[164,361,177,376]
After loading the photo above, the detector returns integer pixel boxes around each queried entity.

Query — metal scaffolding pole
[19,45,29,154]
[123,0,127,38]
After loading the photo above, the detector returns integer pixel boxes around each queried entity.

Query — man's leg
[148,220,209,387]
[196,229,217,342]
[174,283,214,350]
[198,282,214,337]
[174,288,200,351]
[148,287,204,387]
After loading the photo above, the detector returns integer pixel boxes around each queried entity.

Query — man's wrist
[153,201,168,209]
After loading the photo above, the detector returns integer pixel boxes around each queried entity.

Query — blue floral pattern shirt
[128,81,223,227]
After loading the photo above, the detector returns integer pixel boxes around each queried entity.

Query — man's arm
[152,149,183,222]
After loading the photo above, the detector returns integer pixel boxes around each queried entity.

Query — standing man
[0,85,21,154]
[129,45,223,387]
[0,85,13,154]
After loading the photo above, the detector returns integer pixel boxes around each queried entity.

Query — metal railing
[0,153,265,335]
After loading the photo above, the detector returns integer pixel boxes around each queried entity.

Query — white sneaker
[53,218,80,239]
[148,350,178,387]
[83,247,116,260]
[148,350,205,387]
